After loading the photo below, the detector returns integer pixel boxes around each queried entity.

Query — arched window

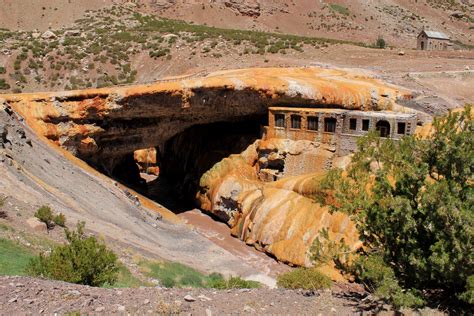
[376,120,391,138]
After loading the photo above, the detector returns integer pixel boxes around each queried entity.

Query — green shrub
[149,48,170,58]
[376,37,386,49]
[350,255,425,308]
[459,276,474,304]
[0,195,6,208]
[53,213,66,227]
[319,106,473,306]
[277,268,332,290]
[329,4,350,16]
[0,79,10,90]
[27,221,119,286]
[34,205,53,229]
[206,273,261,289]
[0,66,6,74]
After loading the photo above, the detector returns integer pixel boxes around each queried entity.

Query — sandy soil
[179,209,290,279]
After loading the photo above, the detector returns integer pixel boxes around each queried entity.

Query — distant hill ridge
[0,0,472,47]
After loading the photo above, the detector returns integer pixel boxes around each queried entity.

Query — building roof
[269,106,348,114]
[269,107,417,119]
[419,30,450,40]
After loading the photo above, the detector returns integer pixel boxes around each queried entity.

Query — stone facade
[265,107,418,155]
[417,30,451,51]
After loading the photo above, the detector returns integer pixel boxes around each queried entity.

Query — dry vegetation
[0,6,365,93]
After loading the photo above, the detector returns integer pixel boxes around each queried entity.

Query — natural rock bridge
[2,67,420,207]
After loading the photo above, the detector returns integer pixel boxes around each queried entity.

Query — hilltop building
[417,30,451,51]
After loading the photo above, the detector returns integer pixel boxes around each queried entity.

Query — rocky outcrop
[224,0,261,17]
[197,138,362,269]
[3,67,416,174]
[134,148,160,176]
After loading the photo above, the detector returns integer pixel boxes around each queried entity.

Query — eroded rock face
[197,138,362,268]
[224,0,261,17]
[2,67,419,277]
[3,67,415,175]
[134,148,160,176]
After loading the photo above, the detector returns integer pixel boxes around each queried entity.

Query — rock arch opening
[108,115,267,212]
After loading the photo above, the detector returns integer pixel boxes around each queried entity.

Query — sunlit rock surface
[134,148,160,176]
[197,138,362,269]
[2,67,415,173]
[2,67,418,277]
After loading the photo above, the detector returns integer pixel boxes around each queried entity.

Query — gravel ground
[0,276,383,315]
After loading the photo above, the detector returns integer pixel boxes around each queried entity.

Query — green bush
[329,4,350,16]
[0,66,6,74]
[376,37,386,49]
[0,195,6,208]
[53,213,66,227]
[0,79,9,90]
[277,268,332,290]
[34,205,53,229]
[27,221,119,286]
[350,255,425,308]
[319,106,473,306]
[206,273,261,289]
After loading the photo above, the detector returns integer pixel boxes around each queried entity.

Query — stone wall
[266,107,418,156]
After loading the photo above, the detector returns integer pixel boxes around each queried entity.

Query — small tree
[53,213,66,227]
[27,221,119,286]
[376,36,386,49]
[318,106,473,307]
[34,205,54,229]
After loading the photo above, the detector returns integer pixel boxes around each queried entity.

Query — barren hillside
[1,5,473,107]
[1,0,473,47]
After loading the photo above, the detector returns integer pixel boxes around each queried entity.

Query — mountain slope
[1,0,472,47]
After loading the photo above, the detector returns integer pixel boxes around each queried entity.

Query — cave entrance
[110,115,266,213]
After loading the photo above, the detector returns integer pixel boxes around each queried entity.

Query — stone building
[417,30,451,51]
[265,107,418,155]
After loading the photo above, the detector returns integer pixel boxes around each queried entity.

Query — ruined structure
[266,107,418,155]
[417,30,451,51]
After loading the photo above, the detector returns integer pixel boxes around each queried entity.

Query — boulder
[224,0,261,17]
[64,30,81,37]
[41,30,56,40]
[451,11,465,19]
[26,217,47,232]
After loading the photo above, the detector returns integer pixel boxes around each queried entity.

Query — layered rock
[197,138,362,268]
[224,0,261,17]
[134,148,160,176]
[3,67,416,174]
[2,67,420,278]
